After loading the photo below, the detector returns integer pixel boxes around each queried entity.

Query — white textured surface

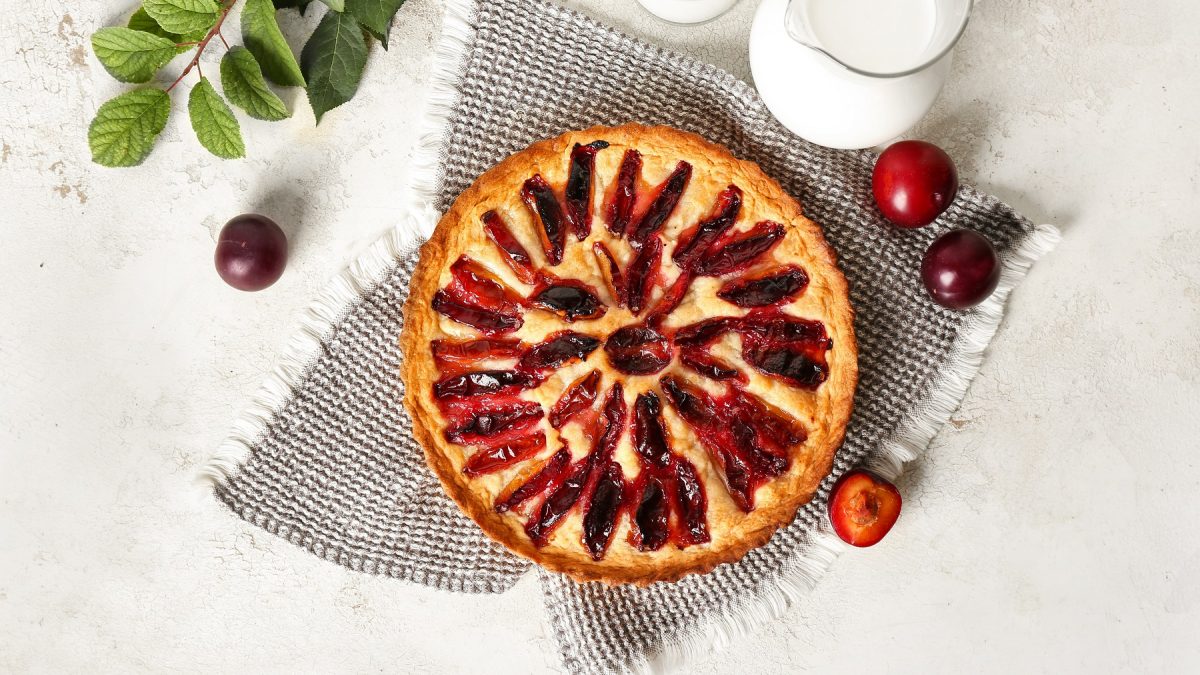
[1,0,1198,671]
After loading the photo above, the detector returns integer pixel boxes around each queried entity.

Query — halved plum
[829,470,902,547]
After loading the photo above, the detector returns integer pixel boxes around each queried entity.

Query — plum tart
[402,124,856,585]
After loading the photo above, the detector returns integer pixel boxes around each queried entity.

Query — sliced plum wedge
[672,457,710,546]
[529,279,607,322]
[717,266,809,307]
[564,141,609,240]
[592,241,626,308]
[581,461,626,560]
[482,210,537,285]
[432,290,522,335]
[605,149,642,236]
[433,369,541,399]
[624,235,662,314]
[496,448,570,514]
[549,370,602,428]
[443,400,543,445]
[519,331,601,371]
[627,161,692,247]
[432,338,524,370]
[693,221,785,277]
[520,174,568,266]
[673,185,743,270]
[631,473,670,552]
[463,432,547,477]
[526,454,593,546]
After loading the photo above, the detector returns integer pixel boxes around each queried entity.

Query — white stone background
[2,0,1198,671]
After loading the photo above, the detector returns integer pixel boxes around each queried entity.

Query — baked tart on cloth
[402,124,856,585]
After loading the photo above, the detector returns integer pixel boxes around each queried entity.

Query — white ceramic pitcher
[750,0,973,149]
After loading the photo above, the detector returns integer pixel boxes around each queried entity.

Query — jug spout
[783,0,973,78]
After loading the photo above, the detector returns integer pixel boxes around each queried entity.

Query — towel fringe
[196,0,477,490]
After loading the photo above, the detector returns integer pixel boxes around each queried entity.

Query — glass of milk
[635,0,741,25]
[749,0,973,148]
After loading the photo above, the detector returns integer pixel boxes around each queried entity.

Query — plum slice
[564,141,609,240]
[672,458,710,546]
[717,266,809,307]
[632,392,671,468]
[581,461,625,560]
[526,454,593,546]
[482,210,537,285]
[448,255,524,312]
[432,290,522,335]
[433,369,541,399]
[519,331,601,371]
[432,338,523,370]
[693,221,785,277]
[672,185,743,270]
[679,350,745,382]
[520,174,567,266]
[631,473,670,552]
[495,448,570,513]
[549,369,601,428]
[529,280,607,322]
[463,432,547,477]
[443,400,543,445]
[627,161,692,248]
[624,235,662,314]
[605,149,642,236]
[592,241,626,308]
[604,325,673,376]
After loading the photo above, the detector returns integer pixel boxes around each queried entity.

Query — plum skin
[872,140,959,228]
[214,214,288,292]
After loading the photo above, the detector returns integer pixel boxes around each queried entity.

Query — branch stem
[166,0,237,92]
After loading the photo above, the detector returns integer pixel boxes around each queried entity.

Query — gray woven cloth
[211,0,1048,671]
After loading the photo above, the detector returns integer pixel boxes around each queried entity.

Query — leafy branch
[87,0,407,167]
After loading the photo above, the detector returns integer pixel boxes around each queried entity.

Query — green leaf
[344,0,405,49]
[128,7,182,40]
[318,0,345,12]
[272,0,314,14]
[142,0,219,35]
[88,88,171,167]
[91,27,179,83]
[188,77,245,158]
[220,47,290,121]
[301,10,368,123]
[242,0,305,87]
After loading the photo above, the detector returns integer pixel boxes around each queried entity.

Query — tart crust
[402,124,857,585]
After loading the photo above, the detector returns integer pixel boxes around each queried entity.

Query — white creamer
[750,0,972,149]
[804,0,937,74]
[634,0,740,25]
